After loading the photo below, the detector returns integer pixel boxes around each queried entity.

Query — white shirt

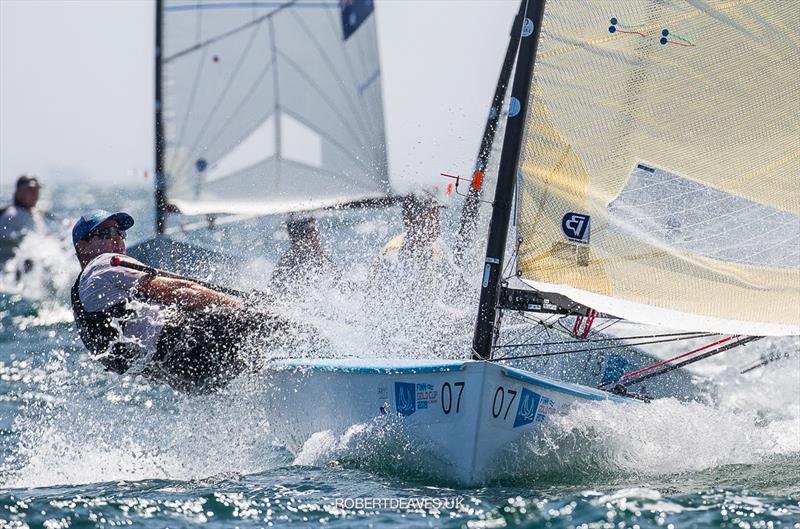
[79,253,165,356]
[0,205,43,242]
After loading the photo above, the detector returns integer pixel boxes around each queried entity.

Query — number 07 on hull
[263,359,634,486]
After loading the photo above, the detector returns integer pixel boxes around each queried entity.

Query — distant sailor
[371,192,455,281]
[0,175,46,264]
[270,215,341,293]
[70,209,293,393]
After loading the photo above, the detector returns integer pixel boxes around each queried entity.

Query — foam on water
[0,229,78,301]
[1,194,798,495]
[4,283,799,491]
[3,371,296,488]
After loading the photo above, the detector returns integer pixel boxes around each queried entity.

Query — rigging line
[587,317,621,337]
[494,314,566,354]
[501,238,522,280]
[598,335,739,388]
[288,8,377,149]
[280,107,374,174]
[322,7,381,137]
[164,0,302,63]
[275,48,371,150]
[739,357,771,374]
[619,336,763,389]
[557,319,575,336]
[504,309,563,330]
[194,59,278,170]
[492,333,712,361]
[495,312,564,350]
[173,17,266,180]
[493,330,710,349]
[739,350,794,375]
[571,313,625,343]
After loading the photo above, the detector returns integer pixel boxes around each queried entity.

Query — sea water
[0,184,798,528]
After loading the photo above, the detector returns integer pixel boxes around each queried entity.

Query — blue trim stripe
[165,2,337,11]
[270,359,468,375]
[501,367,635,404]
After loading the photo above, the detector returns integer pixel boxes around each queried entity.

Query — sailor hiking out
[70,209,296,393]
[0,175,48,266]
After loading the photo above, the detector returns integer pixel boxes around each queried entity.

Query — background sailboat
[130,0,393,275]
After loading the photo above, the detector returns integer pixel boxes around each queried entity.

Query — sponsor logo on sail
[341,0,374,40]
[394,382,416,416]
[561,212,591,244]
[513,388,543,428]
[521,17,534,37]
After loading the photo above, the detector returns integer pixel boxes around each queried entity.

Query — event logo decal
[394,382,438,416]
[395,382,416,416]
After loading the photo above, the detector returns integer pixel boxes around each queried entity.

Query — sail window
[281,112,323,168]
[204,115,276,184]
[608,162,800,269]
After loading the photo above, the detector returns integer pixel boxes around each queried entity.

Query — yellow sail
[517,0,799,334]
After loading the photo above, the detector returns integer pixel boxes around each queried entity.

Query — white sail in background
[516,0,799,335]
[161,0,389,216]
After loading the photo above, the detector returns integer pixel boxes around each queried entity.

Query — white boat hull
[262,358,635,486]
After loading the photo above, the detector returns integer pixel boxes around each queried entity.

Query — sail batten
[160,0,389,218]
[516,0,800,334]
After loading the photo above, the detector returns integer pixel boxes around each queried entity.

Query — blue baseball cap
[72,209,134,247]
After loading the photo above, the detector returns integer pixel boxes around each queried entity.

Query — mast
[454,0,525,265]
[154,0,168,235]
[472,0,546,360]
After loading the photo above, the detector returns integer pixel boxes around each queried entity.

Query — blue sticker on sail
[394,382,416,416]
[508,97,521,117]
[521,17,534,37]
[341,0,374,40]
[513,388,542,428]
[561,212,591,244]
[195,158,208,172]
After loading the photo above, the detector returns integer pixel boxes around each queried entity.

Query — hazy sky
[0,0,519,197]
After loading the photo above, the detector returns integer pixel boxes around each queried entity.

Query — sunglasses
[87,226,127,241]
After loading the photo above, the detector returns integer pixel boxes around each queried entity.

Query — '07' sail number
[492,386,518,420]
[441,382,465,414]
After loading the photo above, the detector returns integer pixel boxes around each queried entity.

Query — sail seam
[275,49,371,149]
[287,8,376,151]
[172,15,267,181]
[163,0,303,63]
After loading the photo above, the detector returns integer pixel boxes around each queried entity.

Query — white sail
[161,0,390,216]
[515,0,799,335]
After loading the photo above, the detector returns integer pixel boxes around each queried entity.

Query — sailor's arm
[136,275,239,310]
